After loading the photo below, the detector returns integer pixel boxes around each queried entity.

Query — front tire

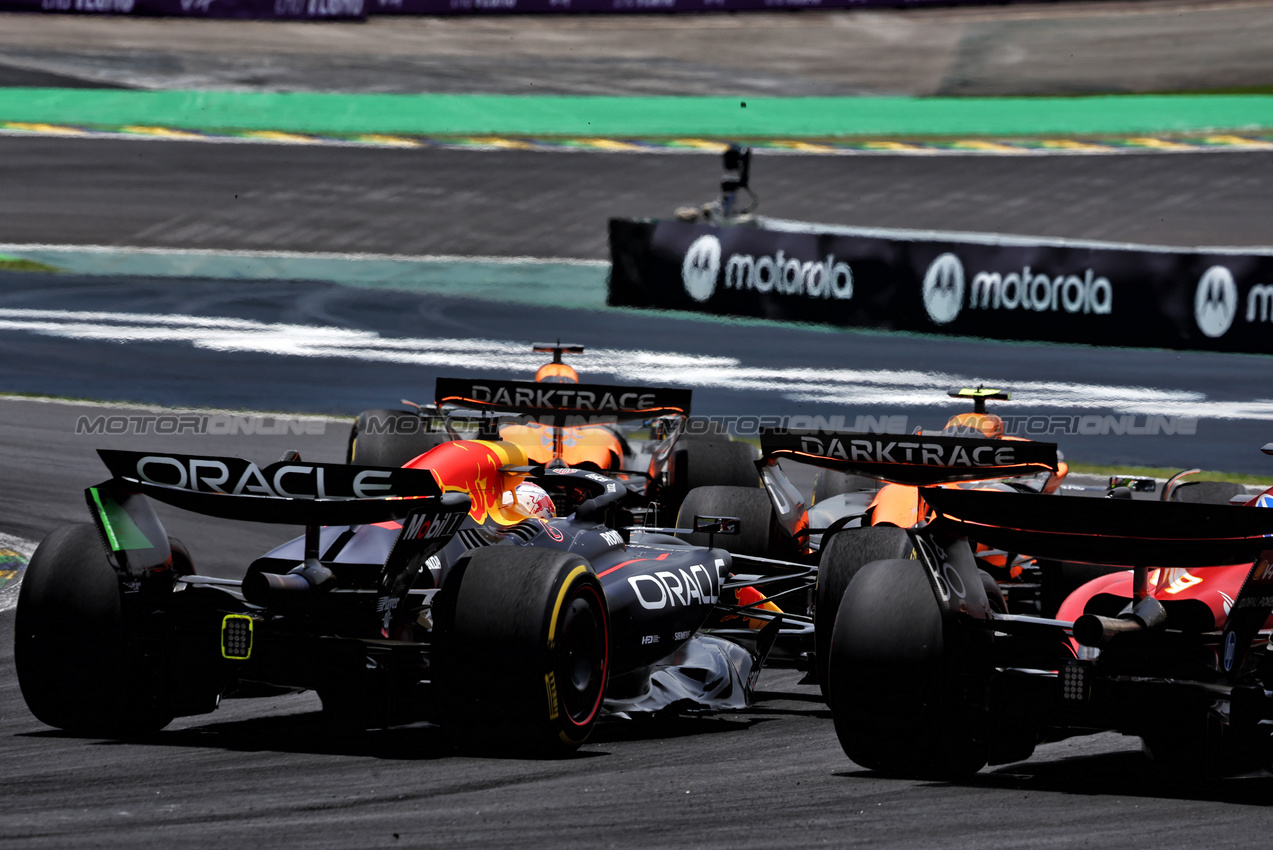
[433,547,609,755]
[15,523,172,736]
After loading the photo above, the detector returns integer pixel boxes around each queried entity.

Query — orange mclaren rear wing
[924,486,1273,568]
[759,428,1058,486]
[434,377,691,425]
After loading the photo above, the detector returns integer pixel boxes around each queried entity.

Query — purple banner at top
[372,0,1024,12]
[1,0,364,17]
[0,0,1032,19]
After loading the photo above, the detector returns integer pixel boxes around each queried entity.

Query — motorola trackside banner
[607,218,1273,355]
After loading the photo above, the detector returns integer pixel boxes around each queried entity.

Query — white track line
[0,307,1267,421]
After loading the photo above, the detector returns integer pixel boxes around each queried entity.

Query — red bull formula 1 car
[15,400,778,752]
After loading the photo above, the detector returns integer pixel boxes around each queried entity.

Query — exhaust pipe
[242,557,335,605]
[1073,595,1166,647]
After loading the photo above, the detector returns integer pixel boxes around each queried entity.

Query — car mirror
[1108,476,1156,493]
[693,515,740,535]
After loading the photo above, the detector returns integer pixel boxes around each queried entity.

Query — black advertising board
[607,218,1273,354]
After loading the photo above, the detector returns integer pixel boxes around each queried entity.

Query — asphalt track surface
[5,136,1273,256]
[6,397,1273,849]
[3,5,1273,845]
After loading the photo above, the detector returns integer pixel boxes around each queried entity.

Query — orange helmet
[943,412,1004,439]
[535,362,579,384]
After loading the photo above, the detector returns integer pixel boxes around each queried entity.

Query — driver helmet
[535,362,579,384]
[942,412,1004,439]
[511,481,556,519]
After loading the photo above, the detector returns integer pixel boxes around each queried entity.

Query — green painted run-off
[3,88,1273,138]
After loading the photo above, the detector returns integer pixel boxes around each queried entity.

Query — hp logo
[1194,266,1238,338]
[681,235,721,303]
[922,253,965,325]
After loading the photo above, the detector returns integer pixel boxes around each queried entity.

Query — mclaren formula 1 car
[664,429,1065,687]
[670,421,1079,687]
[821,442,1273,779]
[345,343,760,520]
[15,435,781,753]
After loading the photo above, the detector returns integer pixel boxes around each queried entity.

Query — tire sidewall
[434,547,609,752]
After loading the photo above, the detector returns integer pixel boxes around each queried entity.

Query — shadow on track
[20,708,769,760]
[19,711,613,762]
[590,714,764,745]
[835,749,1273,807]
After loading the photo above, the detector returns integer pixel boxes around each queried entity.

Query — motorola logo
[922,253,965,325]
[1194,266,1238,338]
[681,235,721,303]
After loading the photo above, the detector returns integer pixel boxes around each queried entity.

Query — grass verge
[0,256,60,273]
[1067,461,1273,487]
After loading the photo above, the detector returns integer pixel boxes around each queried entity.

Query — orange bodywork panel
[869,483,926,528]
[498,422,622,470]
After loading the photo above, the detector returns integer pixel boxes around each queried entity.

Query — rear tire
[347,409,448,467]
[1168,480,1245,505]
[814,526,914,702]
[812,469,879,504]
[675,485,777,557]
[433,547,609,755]
[667,439,760,515]
[15,523,172,736]
[829,558,986,778]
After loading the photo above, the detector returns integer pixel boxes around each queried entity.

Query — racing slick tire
[811,469,879,505]
[668,439,760,515]
[433,547,609,756]
[828,558,987,778]
[346,409,448,468]
[814,526,914,702]
[675,485,777,557]
[1166,480,1246,505]
[15,523,173,736]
